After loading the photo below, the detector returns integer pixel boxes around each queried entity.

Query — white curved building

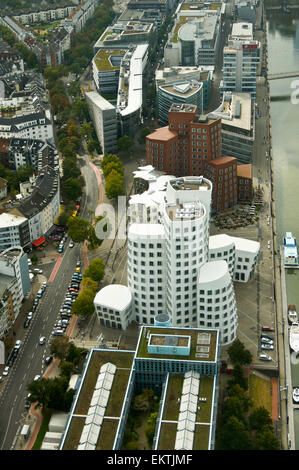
[97,166,260,344]
[197,260,238,345]
[209,234,260,283]
[127,223,166,326]
[94,284,133,330]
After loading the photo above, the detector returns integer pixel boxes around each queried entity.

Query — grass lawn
[248,373,272,414]
[31,408,52,450]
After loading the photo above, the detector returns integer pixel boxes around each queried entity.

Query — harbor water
[267,15,299,448]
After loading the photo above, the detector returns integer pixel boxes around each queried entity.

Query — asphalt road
[0,240,81,450]
[0,155,99,450]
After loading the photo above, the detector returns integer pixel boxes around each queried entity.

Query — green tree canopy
[105,169,125,199]
[83,258,105,283]
[218,416,253,450]
[81,276,99,293]
[67,216,90,243]
[50,336,70,361]
[102,160,124,179]
[227,339,252,366]
[71,289,95,318]
[63,177,82,201]
[63,158,81,180]
[117,135,133,152]
[255,429,280,450]
[248,407,273,432]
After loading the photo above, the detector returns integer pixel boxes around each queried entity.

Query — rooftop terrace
[136,327,218,362]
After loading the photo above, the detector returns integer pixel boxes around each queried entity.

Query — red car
[262,326,274,332]
[68,288,78,293]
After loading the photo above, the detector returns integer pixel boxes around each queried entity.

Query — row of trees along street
[215,339,280,450]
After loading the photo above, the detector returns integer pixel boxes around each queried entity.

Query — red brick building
[237,164,253,202]
[146,103,241,212]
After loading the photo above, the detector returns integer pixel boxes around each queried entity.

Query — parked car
[260,336,274,345]
[34,375,41,381]
[259,354,272,361]
[14,340,22,350]
[24,318,31,328]
[44,356,53,366]
[261,343,274,350]
[27,312,33,319]
[2,366,9,376]
[262,326,275,332]
[7,356,14,367]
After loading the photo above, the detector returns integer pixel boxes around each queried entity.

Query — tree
[133,389,154,412]
[71,289,95,318]
[255,429,280,450]
[82,276,99,293]
[249,407,273,432]
[27,378,51,408]
[145,411,158,446]
[101,153,121,170]
[50,336,70,361]
[218,416,252,450]
[83,258,105,283]
[105,169,125,199]
[67,216,90,243]
[80,122,94,141]
[63,177,82,201]
[102,161,124,179]
[227,339,252,366]
[117,135,133,152]
[138,127,151,144]
[71,98,89,122]
[63,158,81,180]
[228,363,248,391]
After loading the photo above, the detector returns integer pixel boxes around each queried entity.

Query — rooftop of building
[169,176,211,192]
[156,373,215,450]
[209,92,252,132]
[178,15,218,44]
[208,156,237,167]
[60,349,135,450]
[231,21,253,39]
[136,326,219,362]
[160,79,203,98]
[166,201,205,222]
[93,48,127,72]
[156,66,213,83]
[0,212,27,227]
[169,103,197,113]
[85,91,115,111]
[180,1,222,11]
[209,233,259,254]
[94,284,132,310]
[237,163,252,179]
[146,125,177,142]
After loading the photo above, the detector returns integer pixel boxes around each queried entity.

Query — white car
[14,340,22,349]
[261,343,274,350]
[2,366,9,376]
[27,312,33,319]
[39,336,46,345]
[69,242,74,248]
[34,375,41,381]
[259,354,272,361]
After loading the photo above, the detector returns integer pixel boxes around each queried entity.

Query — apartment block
[220,24,260,100]
[85,91,117,154]
[208,91,255,164]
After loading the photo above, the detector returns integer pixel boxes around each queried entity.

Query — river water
[267,15,299,448]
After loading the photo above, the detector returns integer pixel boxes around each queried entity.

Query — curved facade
[157,80,203,126]
[127,223,166,326]
[197,260,238,345]
[94,284,133,330]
